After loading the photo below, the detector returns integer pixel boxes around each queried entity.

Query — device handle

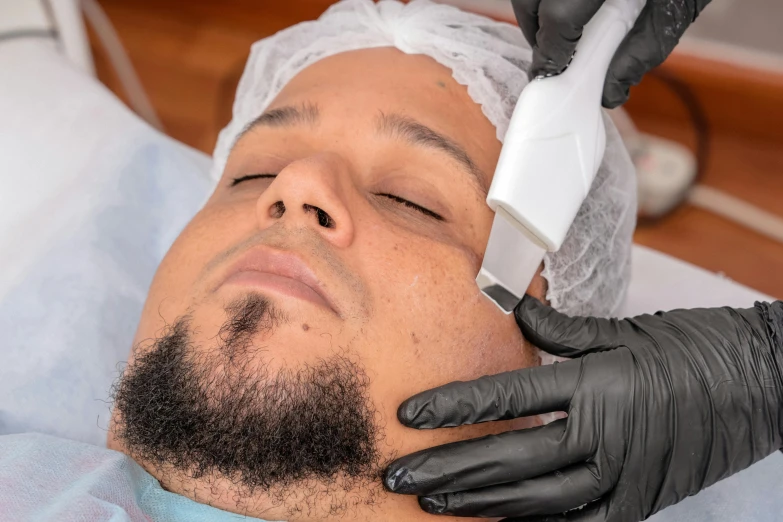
[564,0,646,82]
[486,0,646,251]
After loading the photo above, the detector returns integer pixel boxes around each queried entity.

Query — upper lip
[220,246,339,315]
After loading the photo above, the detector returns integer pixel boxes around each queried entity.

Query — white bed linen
[0,40,212,446]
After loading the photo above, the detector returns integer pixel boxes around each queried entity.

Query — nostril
[316,208,334,228]
[303,204,335,229]
[270,201,286,219]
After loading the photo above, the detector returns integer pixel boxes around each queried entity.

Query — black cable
[646,68,712,185]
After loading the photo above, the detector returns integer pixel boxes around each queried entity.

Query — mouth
[218,246,339,316]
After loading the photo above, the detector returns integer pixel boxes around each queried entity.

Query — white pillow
[0,41,214,446]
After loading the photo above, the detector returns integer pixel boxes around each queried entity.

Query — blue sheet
[0,433,271,522]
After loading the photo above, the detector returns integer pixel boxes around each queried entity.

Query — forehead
[257,47,501,178]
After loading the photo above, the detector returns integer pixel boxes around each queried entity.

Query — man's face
[110,48,544,521]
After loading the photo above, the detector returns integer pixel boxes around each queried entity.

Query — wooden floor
[90,0,783,299]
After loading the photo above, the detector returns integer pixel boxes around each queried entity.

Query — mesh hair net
[212,0,637,318]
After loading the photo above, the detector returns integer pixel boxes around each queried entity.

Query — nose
[255,155,355,248]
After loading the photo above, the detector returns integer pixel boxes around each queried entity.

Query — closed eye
[230,173,277,187]
[376,193,444,221]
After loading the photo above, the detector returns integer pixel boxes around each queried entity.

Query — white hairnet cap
[212,0,637,318]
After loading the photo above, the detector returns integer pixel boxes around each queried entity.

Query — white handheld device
[477,0,647,312]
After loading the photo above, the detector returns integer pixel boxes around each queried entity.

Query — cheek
[135,203,256,345]
[356,223,531,394]
[358,222,474,323]
[361,254,538,458]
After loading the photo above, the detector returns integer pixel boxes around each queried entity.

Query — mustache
[197,224,371,319]
[200,226,353,288]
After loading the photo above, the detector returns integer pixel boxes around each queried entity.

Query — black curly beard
[110,293,384,513]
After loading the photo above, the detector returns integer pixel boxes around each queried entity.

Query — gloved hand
[510,0,712,107]
[384,296,783,521]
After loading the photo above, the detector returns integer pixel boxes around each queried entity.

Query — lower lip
[222,271,332,310]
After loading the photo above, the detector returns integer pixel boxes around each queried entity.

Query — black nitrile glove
[384,296,783,522]
[510,0,712,107]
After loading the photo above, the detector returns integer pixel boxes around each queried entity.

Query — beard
[110,293,385,514]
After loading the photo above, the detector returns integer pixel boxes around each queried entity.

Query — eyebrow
[375,112,488,195]
[233,102,320,144]
[234,103,488,195]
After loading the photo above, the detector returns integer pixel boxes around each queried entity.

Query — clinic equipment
[477,0,646,312]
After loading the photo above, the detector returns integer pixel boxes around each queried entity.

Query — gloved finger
[510,0,542,49]
[502,498,609,522]
[515,295,635,357]
[397,358,582,429]
[602,1,687,108]
[384,419,592,495]
[418,464,605,518]
[530,0,605,78]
